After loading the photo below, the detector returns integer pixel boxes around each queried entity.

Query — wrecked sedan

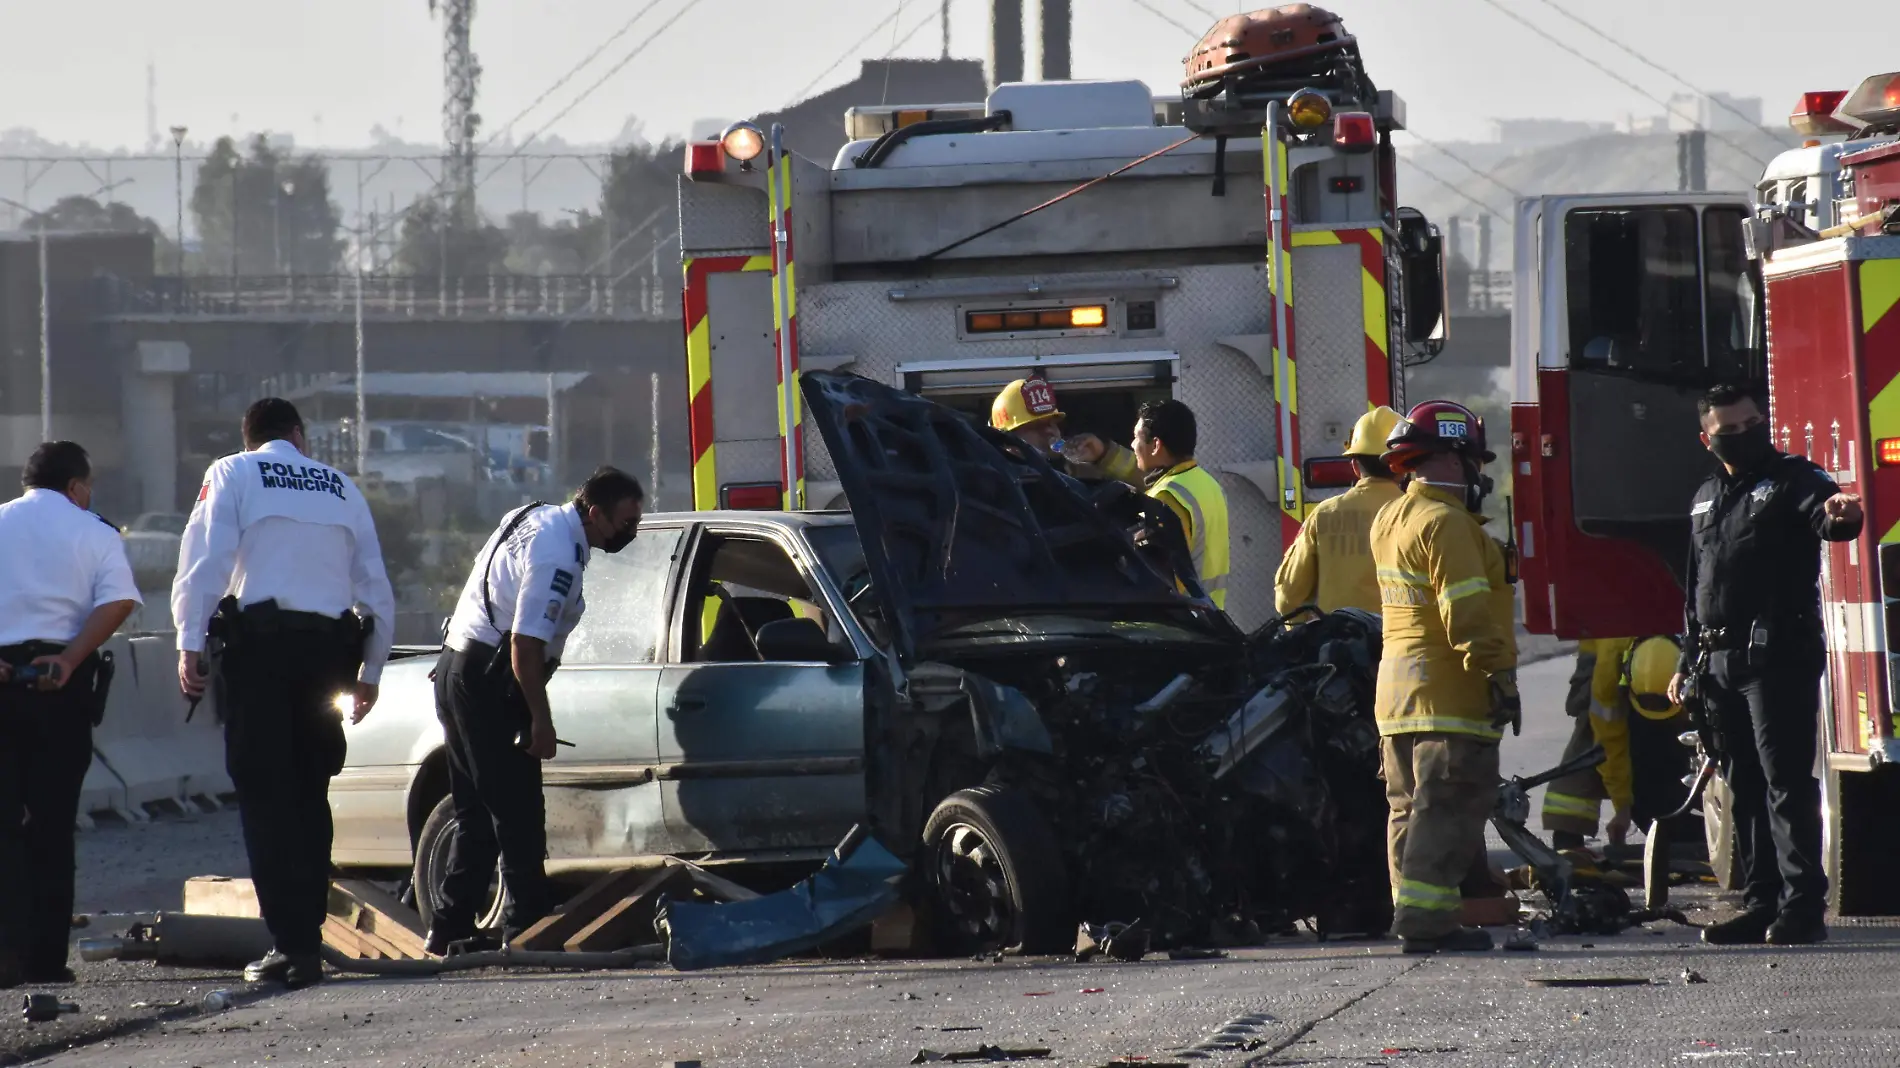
[330,371,1392,953]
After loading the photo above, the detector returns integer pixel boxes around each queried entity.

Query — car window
[562,527,684,666]
[685,533,836,662]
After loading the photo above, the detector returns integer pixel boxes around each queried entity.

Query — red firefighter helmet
[1381,400,1494,473]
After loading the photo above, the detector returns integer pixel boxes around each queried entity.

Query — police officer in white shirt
[0,442,140,988]
[426,466,644,952]
[172,398,395,989]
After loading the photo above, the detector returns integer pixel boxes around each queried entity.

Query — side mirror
[755,617,854,664]
[1396,207,1449,354]
[1302,455,1360,491]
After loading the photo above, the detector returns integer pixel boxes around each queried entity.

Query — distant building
[1487,118,1614,147]
[689,118,731,142]
[752,58,988,165]
[1665,92,1763,132]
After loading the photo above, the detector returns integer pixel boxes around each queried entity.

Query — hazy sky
[3,0,1894,151]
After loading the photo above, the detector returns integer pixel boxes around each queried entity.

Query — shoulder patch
[550,568,575,596]
[545,598,563,622]
[1691,499,1713,516]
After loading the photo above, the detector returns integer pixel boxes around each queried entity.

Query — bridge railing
[98,273,678,319]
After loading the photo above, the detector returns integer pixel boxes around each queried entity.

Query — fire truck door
[1516,194,1758,638]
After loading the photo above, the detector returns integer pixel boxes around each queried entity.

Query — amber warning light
[1789,90,1852,137]
[966,305,1108,333]
[1878,438,1900,468]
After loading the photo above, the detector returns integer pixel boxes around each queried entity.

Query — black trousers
[220,625,358,956]
[433,646,551,934]
[1703,640,1827,920]
[0,648,94,973]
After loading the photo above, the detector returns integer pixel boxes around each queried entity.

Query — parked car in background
[121,511,187,589]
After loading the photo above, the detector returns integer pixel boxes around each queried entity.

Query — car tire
[1702,771,1742,892]
[922,786,1069,956]
[412,794,509,932]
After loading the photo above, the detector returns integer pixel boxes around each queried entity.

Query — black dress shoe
[1766,914,1828,946]
[1702,910,1774,945]
[244,949,293,984]
[282,954,324,990]
[1401,927,1494,955]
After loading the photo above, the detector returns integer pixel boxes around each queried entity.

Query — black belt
[0,640,66,664]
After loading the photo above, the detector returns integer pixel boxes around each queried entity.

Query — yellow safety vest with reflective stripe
[1148,461,1230,610]
[1369,481,1517,739]
[1274,476,1403,616]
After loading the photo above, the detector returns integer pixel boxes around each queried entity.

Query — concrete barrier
[86,632,231,820]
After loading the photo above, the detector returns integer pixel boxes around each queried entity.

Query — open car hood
[799,371,1224,661]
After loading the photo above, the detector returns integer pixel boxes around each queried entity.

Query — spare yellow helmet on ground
[1344,405,1404,458]
[990,377,1065,433]
[1626,635,1682,719]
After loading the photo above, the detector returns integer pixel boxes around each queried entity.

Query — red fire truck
[1512,71,1900,912]
[674,4,1448,634]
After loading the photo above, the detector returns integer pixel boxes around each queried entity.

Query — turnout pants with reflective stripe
[1542,712,1608,837]
[1383,732,1499,940]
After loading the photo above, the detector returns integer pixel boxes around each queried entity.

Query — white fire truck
[674,4,1448,632]
[1512,72,1900,912]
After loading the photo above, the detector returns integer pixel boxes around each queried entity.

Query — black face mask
[1708,423,1776,470]
[1462,457,1494,514]
[601,527,636,554]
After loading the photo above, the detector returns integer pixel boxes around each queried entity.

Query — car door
[540,523,685,865]
[655,524,866,855]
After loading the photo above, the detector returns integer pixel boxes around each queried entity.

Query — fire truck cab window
[1702,206,1761,383]
[1564,207,1703,379]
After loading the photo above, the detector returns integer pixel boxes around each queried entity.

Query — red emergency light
[1302,455,1360,491]
[721,481,783,510]
[1878,438,1900,468]
[685,141,726,178]
[1332,112,1376,153]
[1842,72,1900,128]
[1789,90,1852,136]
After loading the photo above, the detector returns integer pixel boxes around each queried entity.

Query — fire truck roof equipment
[1182,4,1358,94]
[1788,90,1852,137]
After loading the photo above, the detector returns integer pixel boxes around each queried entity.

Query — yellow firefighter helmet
[1344,405,1404,458]
[1626,636,1682,719]
[991,377,1065,433]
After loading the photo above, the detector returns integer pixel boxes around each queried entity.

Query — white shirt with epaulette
[171,439,397,683]
[0,489,142,646]
[444,502,589,662]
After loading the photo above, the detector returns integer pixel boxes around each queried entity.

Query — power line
[793,8,906,103]
[1178,0,1220,21]
[1401,156,1511,218]
[1468,0,1769,167]
[1402,133,1526,199]
[1526,0,1782,147]
[882,0,907,106]
[1126,0,1200,38]
[477,0,670,153]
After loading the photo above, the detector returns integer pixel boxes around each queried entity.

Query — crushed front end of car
[801,372,1392,955]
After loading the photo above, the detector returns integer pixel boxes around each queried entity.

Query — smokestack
[1038,0,1071,80]
[988,0,1024,90]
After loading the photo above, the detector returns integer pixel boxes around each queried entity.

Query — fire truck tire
[1826,764,1900,917]
[1701,772,1742,892]
[922,786,1071,956]
[412,794,511,933]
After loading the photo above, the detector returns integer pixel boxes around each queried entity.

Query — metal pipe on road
[320,942,665,976]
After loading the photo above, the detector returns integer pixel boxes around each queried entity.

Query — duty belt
[1696,626,1743,652]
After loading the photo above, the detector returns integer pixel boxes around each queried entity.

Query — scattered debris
[913,1046,1053,1063]
[1081,988,1106,994]
[201,990,235,1012]
[1683,968,1708,985]
[128,999,184,1010]
[1502,929,1539,952]
[1525,976,1652,988]
[659,828,906,971]
[1166,948,1226,961]
[1075,921,1151,963]
[1023,992,1054,997]
[20,995,80,1024]
[1381,1048,1460,1056]
[943,1027,983,1033]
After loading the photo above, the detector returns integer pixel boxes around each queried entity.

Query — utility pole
[430,0,481,213]
[987,0,1023,90]
[170,126,188,276]
[1678,130,1708,192]
[941,0,951,59]
[1477,214,1493,312]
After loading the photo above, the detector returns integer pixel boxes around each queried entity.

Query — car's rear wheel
[412,794,509,932]
[922,786,1069,955]
[1702,771,1742,892]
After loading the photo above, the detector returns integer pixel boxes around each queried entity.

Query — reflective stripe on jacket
[1274,476,1403,616]
[1149,461,1231,610]
[1370,481,1517,738]
[1588,636,1636,811]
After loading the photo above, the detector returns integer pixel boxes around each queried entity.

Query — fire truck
[1511,71,1900,912]
[674,4,1448,632]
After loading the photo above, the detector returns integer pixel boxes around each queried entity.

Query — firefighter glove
[1489,669,1522,736]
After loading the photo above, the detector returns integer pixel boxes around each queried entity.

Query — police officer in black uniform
[1669,384,1862,946]
[0,442,140,987]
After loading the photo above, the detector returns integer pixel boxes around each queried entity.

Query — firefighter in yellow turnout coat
[1370,400,1519,954]
[1275,406,1405,616]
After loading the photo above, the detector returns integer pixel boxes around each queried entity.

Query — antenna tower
[430,0,482,212]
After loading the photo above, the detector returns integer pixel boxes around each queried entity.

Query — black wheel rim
[932,821,1013,949]
[426,815,508,930]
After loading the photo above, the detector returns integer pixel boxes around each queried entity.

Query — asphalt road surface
[18,653,1900,1067]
